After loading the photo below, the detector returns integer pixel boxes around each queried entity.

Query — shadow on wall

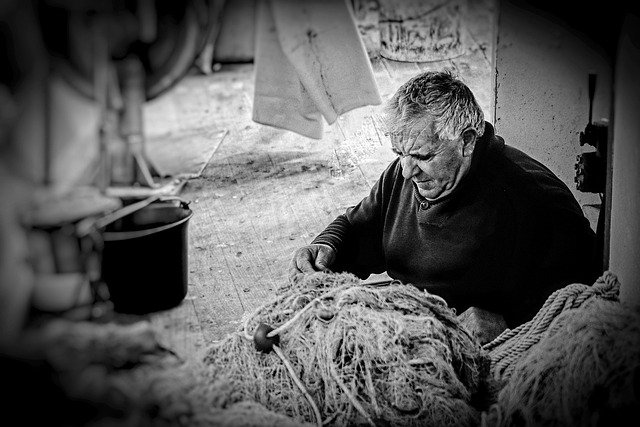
[494,0,626,233]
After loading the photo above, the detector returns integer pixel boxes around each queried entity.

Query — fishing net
[15,271,491,426]
[14,271,639,426]
[482,278,640,426]
[17,318,313,427]
[203,271,491,426]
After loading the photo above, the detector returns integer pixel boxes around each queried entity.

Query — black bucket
[101,200,193,314]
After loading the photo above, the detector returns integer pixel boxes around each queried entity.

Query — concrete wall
[494,0,613,230]
[610,13,640,307]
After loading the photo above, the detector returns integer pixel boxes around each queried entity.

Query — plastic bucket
[101,200,193,314]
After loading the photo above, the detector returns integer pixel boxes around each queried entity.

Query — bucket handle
[156,196,191,210]
[76,195,191,238]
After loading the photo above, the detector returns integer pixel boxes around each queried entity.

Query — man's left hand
[458,307,508,345]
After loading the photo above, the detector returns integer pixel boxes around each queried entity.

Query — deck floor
[144,1,497,359]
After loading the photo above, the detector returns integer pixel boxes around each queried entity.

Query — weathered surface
[351,0,382,58]
[379,0,465,62]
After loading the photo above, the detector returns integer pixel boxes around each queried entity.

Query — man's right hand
[288,244,336,284]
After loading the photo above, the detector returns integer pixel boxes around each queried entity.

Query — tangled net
[203,272,491,426]
[16,271,639,426]
[17,319,313,427]
[482,285,640,426]
[15,272,491,426]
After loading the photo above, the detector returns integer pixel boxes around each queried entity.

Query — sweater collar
[466,121,501,179]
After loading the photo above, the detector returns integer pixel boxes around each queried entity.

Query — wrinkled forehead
[390,117,440,155]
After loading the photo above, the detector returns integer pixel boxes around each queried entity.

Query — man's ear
[461,128,477,157]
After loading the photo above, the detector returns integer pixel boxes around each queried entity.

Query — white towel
[253,0,381,139]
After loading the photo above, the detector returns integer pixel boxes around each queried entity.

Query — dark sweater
[312,122,597,327]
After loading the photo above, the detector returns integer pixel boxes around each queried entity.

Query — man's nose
[400,156,419,179]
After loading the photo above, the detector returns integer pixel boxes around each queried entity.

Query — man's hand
[288,244,336,284]
[458,307,508,345]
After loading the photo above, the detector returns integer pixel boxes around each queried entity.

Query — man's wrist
[309,240,338,254]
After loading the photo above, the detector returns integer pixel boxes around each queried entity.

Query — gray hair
[383,70,485,141]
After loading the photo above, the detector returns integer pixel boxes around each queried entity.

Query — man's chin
[415,185,442,200]
[418,191,442,200]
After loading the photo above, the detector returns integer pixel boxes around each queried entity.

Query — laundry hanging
[252,0,382,139]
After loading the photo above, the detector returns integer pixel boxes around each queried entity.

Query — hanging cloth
[252,0,381,139]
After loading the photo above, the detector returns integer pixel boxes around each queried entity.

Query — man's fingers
[314,254,330,271]
[289,245,336,284]
[314,245,335,271]
[296,251,316,273]
[288,249,313,284]
[288,261,302,284]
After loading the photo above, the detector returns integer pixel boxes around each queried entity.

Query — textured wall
[494,1,613,230]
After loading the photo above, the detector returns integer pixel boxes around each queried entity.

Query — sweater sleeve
[311,160,399,278]
[310,215,350,253]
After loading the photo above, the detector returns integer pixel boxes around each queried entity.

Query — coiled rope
[483,271,620,382]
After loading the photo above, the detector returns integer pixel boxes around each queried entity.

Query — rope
[232,273,487,426]
[266,286,347,338]
[242,292,292,340]
[241,282,380,426]
[241,280,396,425]
[482,271,620,382]
[240,285,355,426]
[272,345,323,427]
[242,317,323,426]
[328,360,376,427]
[242,285,351,340]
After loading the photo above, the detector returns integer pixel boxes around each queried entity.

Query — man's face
[390,118,471,200]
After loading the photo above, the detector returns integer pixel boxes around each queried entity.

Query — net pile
[16,272,491,426]
[19,319,312,427]
[18,271,639,426]
[203,272,491,426]
[482,277,640,426]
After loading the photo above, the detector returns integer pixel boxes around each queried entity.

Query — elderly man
[289,71,597,343]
